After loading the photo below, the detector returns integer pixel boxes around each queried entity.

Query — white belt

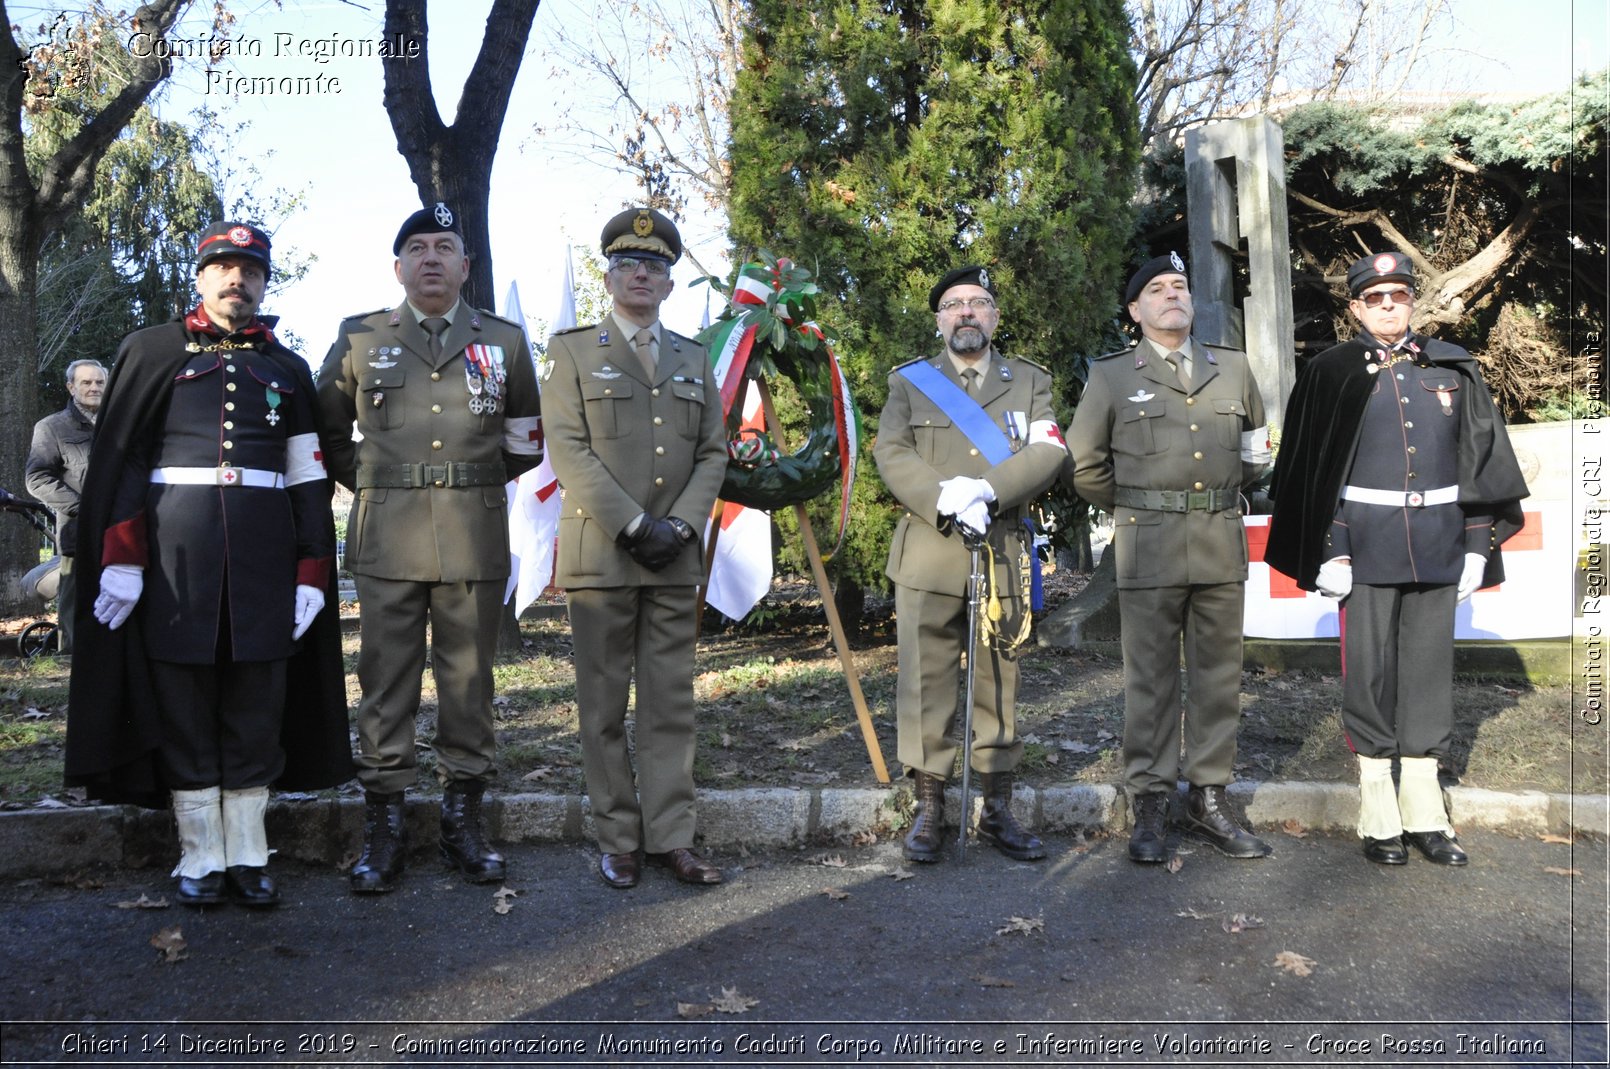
[151,466,285,489]
[1341,484,1458,508]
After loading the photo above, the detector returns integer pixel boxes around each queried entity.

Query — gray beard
[947,326,990,357]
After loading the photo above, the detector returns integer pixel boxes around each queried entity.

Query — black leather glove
[620,516,685,571]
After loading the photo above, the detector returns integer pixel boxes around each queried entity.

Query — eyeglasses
[1358,287,1413,308]
[609,256,670,277]
[937,297,996,313]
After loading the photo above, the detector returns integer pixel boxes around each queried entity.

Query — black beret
[1346,251,1415,296]
[196,222,272,278]
[928,264,997,312]
[1124,251,1188,304]
[601,207,682,264]
[393,202,464,256]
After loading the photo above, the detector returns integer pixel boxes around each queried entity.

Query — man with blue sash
[1067,253,1273,865]
[875,265,1067,863]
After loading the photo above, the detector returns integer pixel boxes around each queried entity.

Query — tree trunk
[0,240,42,608]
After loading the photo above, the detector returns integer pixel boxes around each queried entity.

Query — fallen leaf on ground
[493,887,519,914]
[22,707,49,719]
[676,1002,714,1019]
[520,768,554,782]
[1166,855,1184,874]
[1045,752,1060,765]
[1539,833,1573,845]
[113,894,168,910]
[821,887,850,900]
[1272,950,1315,976]
[973,976,1016,988]
[1176,908,1215,920]
[996,916,1044,937]
[889,870,915,881]
[1222,913,1265,934]
[151,926,187,963]
[1059,740,1095,753]
[852,829,877,847]
[1281,819,1308,838]
[713,987,758,1014]
[1543,866,1581,877]
[817,854,847,868]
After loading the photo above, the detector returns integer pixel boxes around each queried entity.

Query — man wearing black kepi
[542,208,727,889]
[26,358,107,654]
[318,202,543,894]
[875,265,1066,864]
[65,222,351,908]
[1067,252,1273,864]
[1267,251,1528,867]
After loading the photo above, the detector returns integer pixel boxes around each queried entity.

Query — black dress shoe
[648,847,723,885]
[224,865,281,908]
[1363,836,1408,865]
[1404,830,1469,866]
[599,852,641,889]
[176,871,225,907]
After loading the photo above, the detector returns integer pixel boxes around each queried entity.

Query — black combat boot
[976,771,1046,860]
[440,781,506,883]
[1128,791,1170,863]
[902,772,946,863]
[349,791,407,894]
[1183,784,1272,859]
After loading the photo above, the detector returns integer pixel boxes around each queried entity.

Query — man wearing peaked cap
[1266,251,1528,868]
[317,200,544,894]
[876,263,1066,864]
[65,219,350,909]
[1067,251,1274,866]
[541,207,727,890]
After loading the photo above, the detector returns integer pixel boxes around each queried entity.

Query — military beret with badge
[393,201,464,256]
[196,221,272,279]
[1124,250,1188,304]
[928,264,997,312]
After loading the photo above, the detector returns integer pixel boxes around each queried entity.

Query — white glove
[936,476,997,518]
[94,564,144,629]
[1456,553,1487,602]
[1315,557,1352,600]
[955,499,992,536]
[292,584,326,640]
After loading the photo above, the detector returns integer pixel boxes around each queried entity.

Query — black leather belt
[1113,487,1236,513]
[357,462,506,489]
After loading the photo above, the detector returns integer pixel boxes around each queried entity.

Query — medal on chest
[463,344,507,415]
[265,386,282,426]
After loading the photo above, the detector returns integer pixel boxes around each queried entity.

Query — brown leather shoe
[598,852,641,889]
[648,847,722,885]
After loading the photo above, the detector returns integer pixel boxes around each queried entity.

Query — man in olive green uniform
[1067,253,1272,864]
[317,202,543,893]
[875,265,1066,864]
[542,208,727,890]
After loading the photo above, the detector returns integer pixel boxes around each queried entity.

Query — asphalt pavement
[0,830,1604,1068]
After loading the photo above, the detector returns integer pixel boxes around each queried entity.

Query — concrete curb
[2,781,1604,880]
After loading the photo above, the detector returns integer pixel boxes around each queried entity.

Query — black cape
[64,318,353,808]
[1266,333,1529,591]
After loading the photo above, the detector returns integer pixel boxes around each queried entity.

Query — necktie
[423,317,448,360]
[633,327,657,378]
[962,368,980,395]
[1168,349,1192,391]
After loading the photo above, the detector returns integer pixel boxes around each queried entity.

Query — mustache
[219,287,255,301]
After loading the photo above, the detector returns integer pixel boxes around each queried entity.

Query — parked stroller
[0,486,62,658]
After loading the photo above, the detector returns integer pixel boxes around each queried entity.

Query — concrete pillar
[1185,116,1297,430]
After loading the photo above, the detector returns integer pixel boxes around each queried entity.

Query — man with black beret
[318,201,543,894]
[1067,252,1273,865]
[541,207,728,889]
[65,221,351,908]
[1266,251,1527,867]
[875,264,1066,863]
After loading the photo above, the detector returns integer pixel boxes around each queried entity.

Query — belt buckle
[429,463,451,489]
[216,466,241,487]
[1406,491,1424,508]
[1186,491,1210,511]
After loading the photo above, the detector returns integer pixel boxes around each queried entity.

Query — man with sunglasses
[1267,251,1527,867]
[1067,253,1273,865]
[542,208,727,889]
[875,265,1066,864]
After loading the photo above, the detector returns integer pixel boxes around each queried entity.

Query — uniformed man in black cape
[65,222,352,907]
[1266,251,1528,867]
